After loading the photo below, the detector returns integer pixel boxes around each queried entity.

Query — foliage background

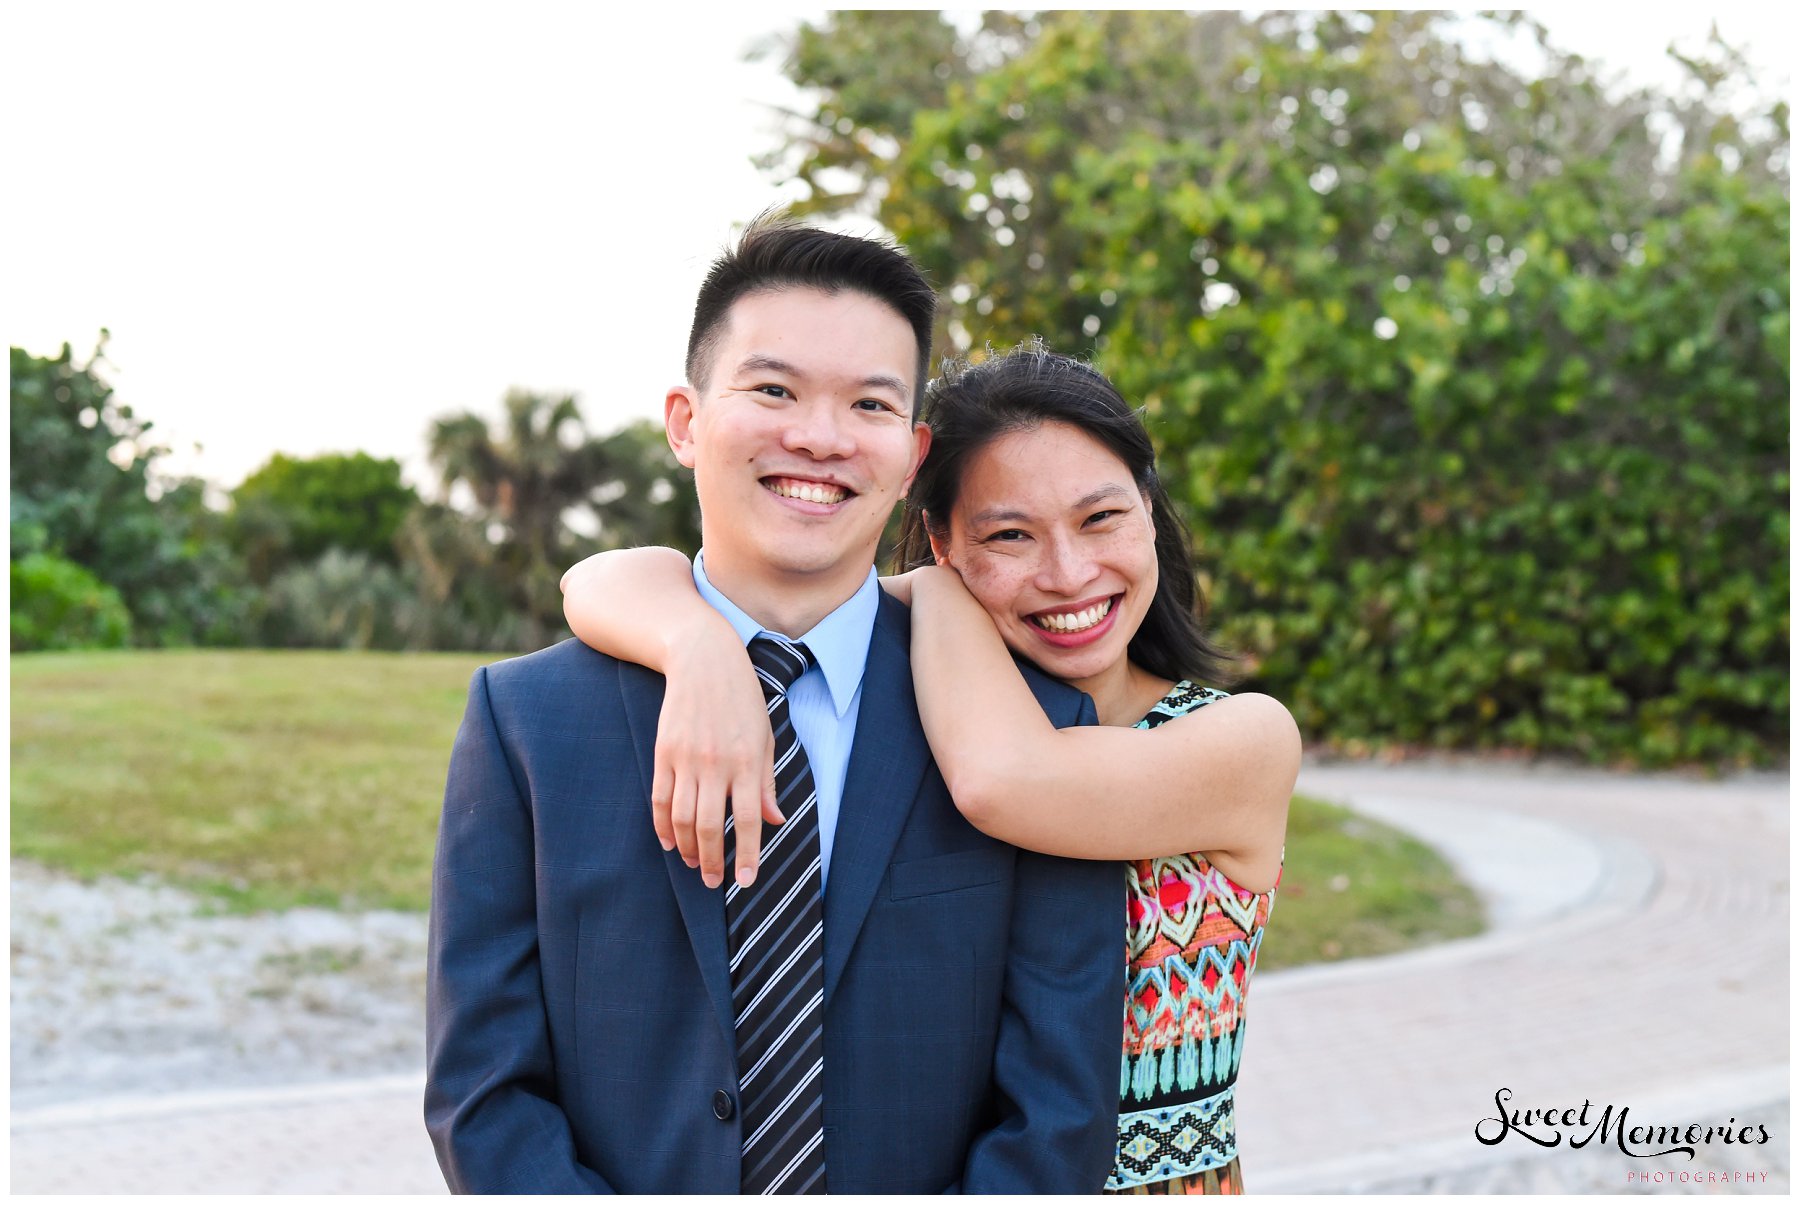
[766,10,1788,767]
[11,342,698,655]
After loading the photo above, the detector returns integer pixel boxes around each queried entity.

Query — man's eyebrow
[860,373,909,397]
[968,485,1134,528]
[734,354,804,379]
[732,354,908,398]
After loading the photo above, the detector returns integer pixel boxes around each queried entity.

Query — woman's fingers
[694,769,729,889]
[648,648,779,888]
[759,736,783,826]
[729,764,764,889]
[669,769,700,869]
[649,750,677,853]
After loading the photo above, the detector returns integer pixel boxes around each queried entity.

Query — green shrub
[11,552,132,651]
[256,549,416,650]
[253,548,533,652]
[774,11,1788,766]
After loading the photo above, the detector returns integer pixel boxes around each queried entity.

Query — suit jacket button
[713,1089,735,1120]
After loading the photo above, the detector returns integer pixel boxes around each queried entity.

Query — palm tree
[426,391,697,650]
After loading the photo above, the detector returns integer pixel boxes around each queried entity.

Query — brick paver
[9,763,1788,1193]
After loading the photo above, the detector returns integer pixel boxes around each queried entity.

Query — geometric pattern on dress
[1106,1088,1239,1190]
[1159,941,1255,1015]
[1127,855,1266,963]
[1136,680,1231,731]
[1126,943,1252,1034]
[1111,681,1280,1192]
[1108,1159,1242,1195]
[1121,999,1250,1104]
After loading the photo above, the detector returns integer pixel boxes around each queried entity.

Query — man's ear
[665,386,699,468]
[901,422,932,495]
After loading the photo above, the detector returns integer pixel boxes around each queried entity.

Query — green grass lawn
[11,649,487,911]
[11,650,1483,965]
[1258,794,1483,971]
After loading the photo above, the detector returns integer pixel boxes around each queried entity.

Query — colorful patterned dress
[1106,681,1279,1195]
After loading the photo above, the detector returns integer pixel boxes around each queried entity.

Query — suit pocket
[887,847,1011,900]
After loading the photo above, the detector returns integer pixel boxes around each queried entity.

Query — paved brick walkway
[9,763,1788,1193]
[1241,763,1789,1193]
[9,1076,440,1194]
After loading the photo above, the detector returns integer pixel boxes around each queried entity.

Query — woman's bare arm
[909,566,1299,891]
[561,548,778,889]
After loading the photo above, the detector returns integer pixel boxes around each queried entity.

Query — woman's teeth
[1032,599,1113,633]
[766,478,847,504]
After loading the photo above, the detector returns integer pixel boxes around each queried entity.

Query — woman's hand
[904,562,984,623]
[653,620,783,890]
[876,567,930,607]
[561,546,782,888]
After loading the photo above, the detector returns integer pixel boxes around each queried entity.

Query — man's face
[666,287,930,610]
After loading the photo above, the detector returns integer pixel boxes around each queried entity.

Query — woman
[562,342,1300,1193]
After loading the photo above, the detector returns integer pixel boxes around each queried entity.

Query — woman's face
[934,421,1159,695]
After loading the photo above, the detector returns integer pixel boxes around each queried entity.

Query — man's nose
[780,402,856,459]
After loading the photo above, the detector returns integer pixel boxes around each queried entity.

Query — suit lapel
[822,594,930,1004]
[619,662,738,1058]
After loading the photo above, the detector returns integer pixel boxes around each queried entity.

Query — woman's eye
[986,529,1029,543]
[1086,509,1121,525]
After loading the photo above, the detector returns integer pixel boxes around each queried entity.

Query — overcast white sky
[6,5,1790,497]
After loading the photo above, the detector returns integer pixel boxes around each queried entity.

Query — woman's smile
[1026,594,1121,644]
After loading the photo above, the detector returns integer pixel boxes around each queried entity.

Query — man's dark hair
[685,212,937,412]
[896,339,1239,687]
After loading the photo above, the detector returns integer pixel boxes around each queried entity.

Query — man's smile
[762,475,854,507]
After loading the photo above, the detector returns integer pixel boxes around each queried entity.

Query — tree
[426,391,699,650]
[228,451,419,584]
[589,419,702,557]
[760,11,1788,765]
[390,501,529,652]
[10,336,249,646]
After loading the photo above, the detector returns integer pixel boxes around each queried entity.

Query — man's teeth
[767,479,847,504]
[1033,599,1113,633]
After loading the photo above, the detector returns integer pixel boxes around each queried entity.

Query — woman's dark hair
[896,339,1238,687]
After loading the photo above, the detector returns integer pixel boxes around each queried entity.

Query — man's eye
[756,385,792,399]
[853,398,897,413]
[986,529,1029,543]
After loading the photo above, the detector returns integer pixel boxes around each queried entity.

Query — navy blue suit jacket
[425,593,1122,1192]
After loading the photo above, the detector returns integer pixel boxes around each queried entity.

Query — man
[425,218,1121,1192]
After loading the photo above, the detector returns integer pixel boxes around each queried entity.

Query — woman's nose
[1035,535,1100,595]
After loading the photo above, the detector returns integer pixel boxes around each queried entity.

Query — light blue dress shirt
[692,552,877,892]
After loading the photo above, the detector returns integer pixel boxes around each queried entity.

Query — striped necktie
[724,635,827,1194]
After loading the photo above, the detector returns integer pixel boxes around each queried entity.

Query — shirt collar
[692,550,877,719]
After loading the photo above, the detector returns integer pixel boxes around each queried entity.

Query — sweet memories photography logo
[1475,1088,1775,1185]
